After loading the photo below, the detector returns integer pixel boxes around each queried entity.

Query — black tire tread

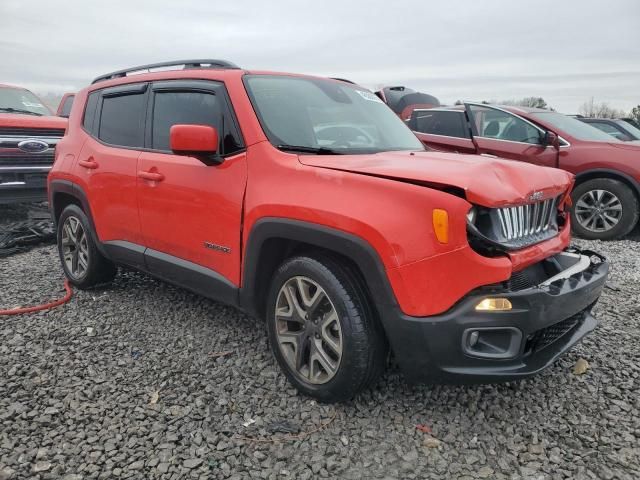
[266,254,388,402]
[571,178,639,240]
[57,205,117,288]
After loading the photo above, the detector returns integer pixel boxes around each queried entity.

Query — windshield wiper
[276,144,342,155]
[0,107,43,116]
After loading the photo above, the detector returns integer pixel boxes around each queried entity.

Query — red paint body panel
[170,124,218,152]
[0,113,67,130]
[137,150,247,285]
[298,150,573,207]
[49,69,576,317]
[75,137,143,244]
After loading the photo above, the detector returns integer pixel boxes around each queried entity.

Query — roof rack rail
[330,77,356,84]
[92,59,241,84]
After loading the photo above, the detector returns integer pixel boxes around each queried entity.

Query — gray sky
[2,0,639,113]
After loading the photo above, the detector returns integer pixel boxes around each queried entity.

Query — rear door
[409,109,477,154]
[465,104,559,168]
[137,80,247,289]
[75,83,147,255]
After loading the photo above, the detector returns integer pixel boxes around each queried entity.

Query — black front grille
[525,313,584,353]
[0,127,65,137]
[0,154,54,166]
[507,262,550,291]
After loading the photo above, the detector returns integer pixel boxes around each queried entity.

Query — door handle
[79,158,99,169]
[138,170,165,182]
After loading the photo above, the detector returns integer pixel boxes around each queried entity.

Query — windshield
[0,87,51,116]
[244,75,424,154]
[530,111,619,142]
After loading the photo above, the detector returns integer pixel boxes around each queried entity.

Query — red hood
[298,150,573,207]
[0,113,67,129]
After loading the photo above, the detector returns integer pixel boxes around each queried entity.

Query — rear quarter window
[82,92,100,135]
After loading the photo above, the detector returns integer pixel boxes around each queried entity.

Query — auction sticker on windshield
[355,90,384,103]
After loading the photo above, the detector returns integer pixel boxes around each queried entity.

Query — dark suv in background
[409,104,640,240]
[0,83,67,203]
[578,117,640,142]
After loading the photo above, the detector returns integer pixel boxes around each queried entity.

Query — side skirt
[103,240,239,307]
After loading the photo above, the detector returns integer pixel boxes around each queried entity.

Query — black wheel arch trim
[239,217,399,318]
[574,169,640,197]
[49,179,109,258]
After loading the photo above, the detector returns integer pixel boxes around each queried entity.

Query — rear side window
[98,93,145,148]
[82,92,99,135]
[411,111,470,139]
[151,91,220,151]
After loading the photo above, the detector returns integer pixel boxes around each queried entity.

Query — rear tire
[266,255,387,402]
[57,205,117,288]
[570,178,638,240]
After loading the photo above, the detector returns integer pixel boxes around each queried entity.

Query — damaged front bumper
[385,247,609,384]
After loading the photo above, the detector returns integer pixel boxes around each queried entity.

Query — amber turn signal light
[432,209,449,243]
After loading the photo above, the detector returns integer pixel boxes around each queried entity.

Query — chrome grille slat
[495,197,559,247]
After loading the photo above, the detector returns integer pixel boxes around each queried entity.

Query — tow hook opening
[462,327,522,359]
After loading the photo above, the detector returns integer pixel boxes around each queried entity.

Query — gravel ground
[1,206,639,480]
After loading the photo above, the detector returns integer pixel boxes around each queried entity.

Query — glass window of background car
[0,87,52,115]
[151,91,221,151]
[589,122,628,140]
[470,105,542,144]
[98,93,145,147]
[60,95,74,117]
[618,120,640,139]
[412,111,470,139]
[83,92,100,135]
[244,75,424,153]
[530,111,620,142]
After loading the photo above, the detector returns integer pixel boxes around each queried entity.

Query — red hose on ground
[0,279,73,316]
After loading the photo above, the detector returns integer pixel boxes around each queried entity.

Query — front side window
[469,105,542,145]
[244,75,424,154]
[98,92,145,147]
[150,88,243,154]
[411,110,470,139]
[0,87,52,116]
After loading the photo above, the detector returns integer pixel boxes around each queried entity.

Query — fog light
[475,298,512,311]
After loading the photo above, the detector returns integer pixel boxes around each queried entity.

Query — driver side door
[465,104,559,168]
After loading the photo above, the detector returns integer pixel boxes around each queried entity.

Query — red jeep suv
[409,103,640,240]
[48,60,608,402]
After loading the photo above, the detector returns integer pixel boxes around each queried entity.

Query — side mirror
[170,124,221,165]
[542,130,560,149]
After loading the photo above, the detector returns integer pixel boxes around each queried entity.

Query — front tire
[266,255,387,402]
[570,178,639,240]
[57,205,117,288]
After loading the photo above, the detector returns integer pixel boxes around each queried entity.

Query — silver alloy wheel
[575,189,623,232]
[61,216,89,278]
[274,276,343,384]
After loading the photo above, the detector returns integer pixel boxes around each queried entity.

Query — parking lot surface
[1,218,639,479]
